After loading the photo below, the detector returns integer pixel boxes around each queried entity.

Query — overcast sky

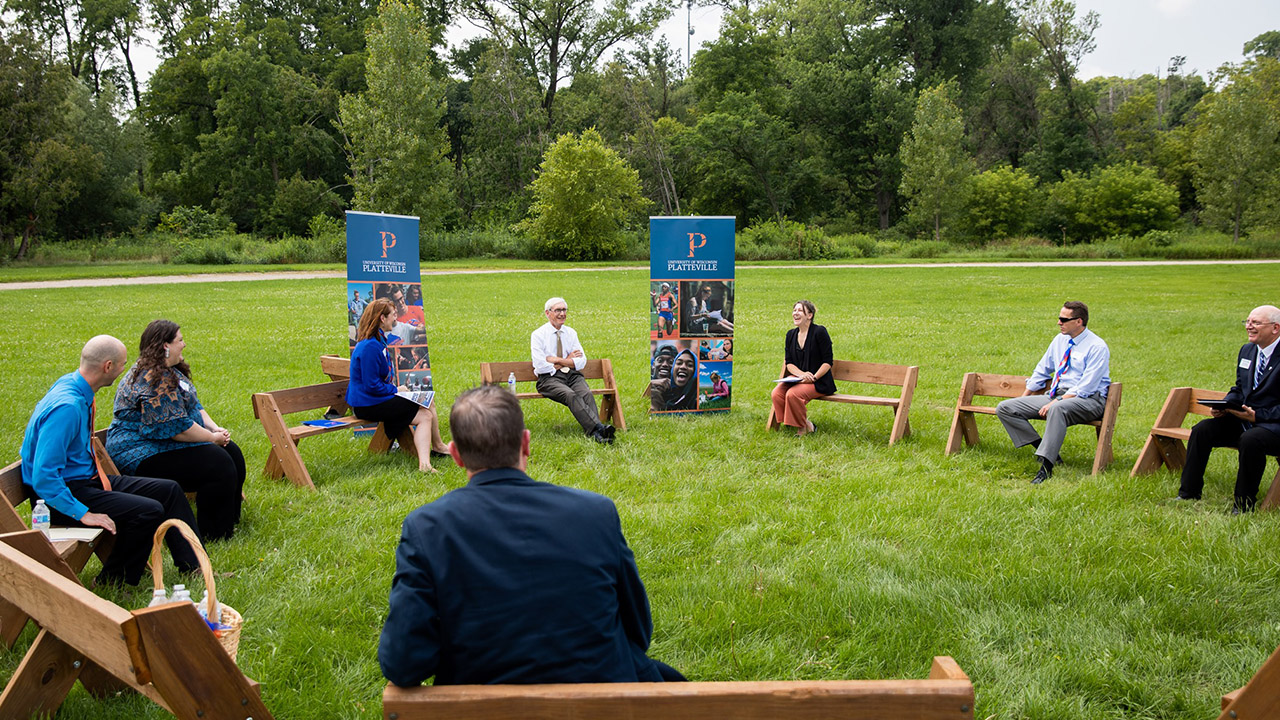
[654,0,1280,80]
[127,1,1279,88]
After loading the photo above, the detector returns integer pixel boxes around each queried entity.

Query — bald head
[79,335,127,390]
[1246,306,1280,350]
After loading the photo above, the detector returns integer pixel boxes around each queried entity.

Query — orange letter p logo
[380,231,397,258]
[687,232,707,258]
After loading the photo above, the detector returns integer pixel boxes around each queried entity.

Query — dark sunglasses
[1057,316,1079,323]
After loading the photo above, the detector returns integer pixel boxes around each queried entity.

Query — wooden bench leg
[600,392,626,431]
[1155,436,1187,472]
[133,604,274,720]
[945,410,977,455]
[262,447,285,480]
[1259,463,1280,511]
[889,406,910,445]
[0,629,85,718]
[1130,434,1164,476]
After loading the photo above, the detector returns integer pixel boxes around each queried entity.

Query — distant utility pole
[687,0,694,66]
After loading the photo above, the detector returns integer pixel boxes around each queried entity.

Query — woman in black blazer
[770,300,835,436]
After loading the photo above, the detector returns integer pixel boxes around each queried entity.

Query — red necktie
[89,400,112,491]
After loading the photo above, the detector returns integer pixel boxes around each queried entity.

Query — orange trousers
[770,382,824,429]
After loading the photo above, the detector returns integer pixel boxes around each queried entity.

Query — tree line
[2,0,1279,260]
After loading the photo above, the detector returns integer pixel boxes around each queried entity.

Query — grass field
[2,263,1278,719]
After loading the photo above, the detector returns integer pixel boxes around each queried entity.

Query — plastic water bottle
[197,589,221,624]
[170,584,190,604]
[31,500,50,537]
[507,372,517,394]
[147,588,169,607]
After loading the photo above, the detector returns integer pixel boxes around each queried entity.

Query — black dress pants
[1179,415,1280,507]
[49,474,200,585]
[136,441,245,541]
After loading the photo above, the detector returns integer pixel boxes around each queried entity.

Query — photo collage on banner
[345,211,427,389]
[649,217,735,415]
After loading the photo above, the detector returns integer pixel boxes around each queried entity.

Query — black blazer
[378,468,665,686]
[1224,342,1280,434]
[784,324,836,396]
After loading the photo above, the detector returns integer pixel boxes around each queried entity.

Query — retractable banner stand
[649,216,736,415]
[345,211,431,390]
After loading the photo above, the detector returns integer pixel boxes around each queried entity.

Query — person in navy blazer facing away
[378,384,684,686]
[1178,305,1280,514]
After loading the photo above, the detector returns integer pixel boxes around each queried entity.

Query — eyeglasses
[1244,320,1277,328]
[1057,316,1079,323]
[550,308,568,314]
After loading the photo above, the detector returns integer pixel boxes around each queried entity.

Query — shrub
[965,166,1042,241]
[515,128,651,261]
[1045,162,1179,242]
[902,240,951,258]
[157,206,235,238]
[172,236,241,264]
[738,219,834,260]
[264,175,344,237]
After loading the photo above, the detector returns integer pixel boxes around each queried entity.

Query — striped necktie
[88,400,112,491]
[1257,351,1269,389]
[1049,338,1074,398]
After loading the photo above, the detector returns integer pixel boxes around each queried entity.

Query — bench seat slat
[1150,427,1192,441]
[383,676,975,720]
[287,416,377,440]
[819,394,900,407]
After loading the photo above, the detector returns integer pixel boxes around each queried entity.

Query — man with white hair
[530,297,616,444]
[1177,305,1280,514]
[21,335,199,585]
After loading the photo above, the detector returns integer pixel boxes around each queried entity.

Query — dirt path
[3,258,1279,291]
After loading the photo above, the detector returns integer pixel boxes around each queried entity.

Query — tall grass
[1,264,1277,719]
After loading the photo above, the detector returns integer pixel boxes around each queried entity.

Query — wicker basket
[148,518,243,662]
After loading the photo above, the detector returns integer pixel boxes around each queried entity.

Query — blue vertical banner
[648,216,735,415]
[345,211,431,389]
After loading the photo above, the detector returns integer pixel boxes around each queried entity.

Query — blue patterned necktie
[1257,351,1269,389]
[1049,338,1074,398]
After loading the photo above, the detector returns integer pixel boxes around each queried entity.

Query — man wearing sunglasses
[996,301,1111,484]
[1177,305,1280,514]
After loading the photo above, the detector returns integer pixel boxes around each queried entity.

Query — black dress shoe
[591,429,613,445]
[1232,497,1256,515]
[1174,493,1200,501]
[600,424,617,440]
[1031,463,1052,485]
[430,449,450,458]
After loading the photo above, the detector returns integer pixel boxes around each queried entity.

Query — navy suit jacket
[1224,342,1280,434]
[378,467,664,686]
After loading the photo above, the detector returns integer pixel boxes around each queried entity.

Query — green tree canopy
[899,82,975,241]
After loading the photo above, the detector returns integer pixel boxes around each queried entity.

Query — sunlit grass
[1,263,1277,719]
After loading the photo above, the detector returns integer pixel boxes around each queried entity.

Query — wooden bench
[252,379,415,491]
[480,359,627,432]
[766,360,919,445]
[0,529,273,719]
[944,373,1123,475]
[1130,387,1280,509]
[382,656,973,719]
[1220,644,1280,718]
[0,457,109,650]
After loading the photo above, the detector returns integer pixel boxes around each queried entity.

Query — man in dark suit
[1178,305,1280,513]
[378,384,683,686]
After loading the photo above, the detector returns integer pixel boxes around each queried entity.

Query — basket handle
[149,518,218,619]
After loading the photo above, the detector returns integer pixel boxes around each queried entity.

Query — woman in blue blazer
[348,299,450,472]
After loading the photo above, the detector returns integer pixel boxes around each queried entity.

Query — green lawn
[1,264,1277,719]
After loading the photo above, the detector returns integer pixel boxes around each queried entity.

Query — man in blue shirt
[378,385,681,686]
[996,301,1112,484]
[21,335,199,586]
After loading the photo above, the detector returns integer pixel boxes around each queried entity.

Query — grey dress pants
[995,393,1106,465]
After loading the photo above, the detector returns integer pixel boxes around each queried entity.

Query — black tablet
[1198,398,1243,410]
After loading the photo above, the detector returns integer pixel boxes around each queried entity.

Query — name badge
[1240,358,1252,370]
[179,380,192,392]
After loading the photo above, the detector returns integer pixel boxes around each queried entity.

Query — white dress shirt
[531,322,587,376]
[1026,327,1111,399]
